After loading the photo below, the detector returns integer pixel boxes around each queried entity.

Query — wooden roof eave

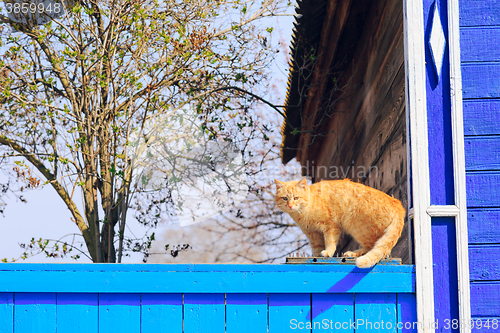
[281,0,353,166]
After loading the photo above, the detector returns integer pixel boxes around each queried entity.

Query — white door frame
[403,0,471,332]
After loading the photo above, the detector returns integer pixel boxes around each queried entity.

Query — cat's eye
[294,197,299,200]
[282,197,288,201]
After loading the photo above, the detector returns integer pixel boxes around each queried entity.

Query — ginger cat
[274,178,405,268]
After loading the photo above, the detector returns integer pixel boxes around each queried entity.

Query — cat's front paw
[356,255,376,268]
[320,249,335,257]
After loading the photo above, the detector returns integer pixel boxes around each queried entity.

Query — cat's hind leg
[356,216,404,268]
[320,228,341,257]
[304,230,325,257]
[343,247,368,258]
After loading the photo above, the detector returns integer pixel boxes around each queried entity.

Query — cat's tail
[356,207,405,269]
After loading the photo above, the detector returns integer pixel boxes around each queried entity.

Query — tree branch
[0,135,96,261]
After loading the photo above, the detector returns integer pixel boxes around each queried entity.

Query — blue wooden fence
[0,263,416,332]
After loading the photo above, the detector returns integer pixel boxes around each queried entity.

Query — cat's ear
[297,178,308,189]
[274,179,285,189]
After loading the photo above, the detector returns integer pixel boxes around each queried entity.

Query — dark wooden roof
[281,0,372,164]
[281,0,329,164]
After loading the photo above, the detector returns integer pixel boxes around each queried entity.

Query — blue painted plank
[269,293,310,333]
[463,100,500,136]
[469,245,500,281]
[0,293,13,333]
[468,208,500,244]
[0,265,415,293]
[459,0,500,27]
[14,293,56,332]
[311,293,354,332]
[462,64,500,99]
[466,172,500,207]
[184,293,225,333]
[0,262,415,273]
[397,294,418,333]
[470,283,500,317]
[461,27,500,63]
[141,294,182,333]
[465,136,500,171]
[57,293,98,333]
[98,293,140,333]
[354,293,397,332]
[432,217,459,333]
[425,0,455,206]
[226,293,267,333]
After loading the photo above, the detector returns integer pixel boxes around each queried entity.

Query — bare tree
[0,0,293,262]
[145,103,309,264]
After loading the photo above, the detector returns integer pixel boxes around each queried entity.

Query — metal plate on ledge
[285,257,402,265]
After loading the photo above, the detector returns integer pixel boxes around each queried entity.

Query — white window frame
[403,0,471,332]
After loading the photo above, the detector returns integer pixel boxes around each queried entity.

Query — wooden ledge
[0,263,415,294]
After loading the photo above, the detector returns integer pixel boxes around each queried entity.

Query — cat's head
[274,178,309,213]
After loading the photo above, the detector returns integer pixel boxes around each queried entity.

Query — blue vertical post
[141,293,183,333]
[424,0,463,329]
[424,0,455,205]
[354,293,397,333]
[226,293,268,333]
[397,293,418,332]
[14,293,56,332]
[98,293,140,333]
[311,293,354,332]
[432,217,460,332]
[0,293,13,333]
[268,293,310,333]
[57,293,98,333]
[183,293,225,333]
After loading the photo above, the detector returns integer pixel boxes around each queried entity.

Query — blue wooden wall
[0,263,416,332]
[460,0,500,328]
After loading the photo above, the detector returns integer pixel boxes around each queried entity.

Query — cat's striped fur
[274,178,405,268]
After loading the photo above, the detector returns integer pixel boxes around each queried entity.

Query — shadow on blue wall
[306,266,375,320]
